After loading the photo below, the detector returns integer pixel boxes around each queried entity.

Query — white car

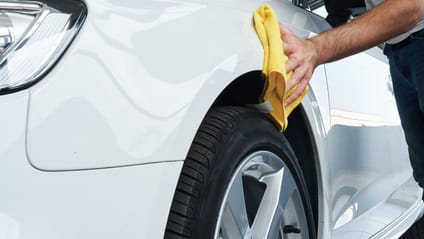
[0,0,423,238]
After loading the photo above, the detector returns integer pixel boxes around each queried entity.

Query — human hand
[280,24,318,106]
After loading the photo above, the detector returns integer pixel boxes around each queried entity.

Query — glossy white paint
[0,159,182,239]
[0,91,28,159]
[323,25,416,239]
[0,0,422,239]
[27,0,265,170]
[1,140,182,239]
[0,92,28,239]
[0,88,183,239]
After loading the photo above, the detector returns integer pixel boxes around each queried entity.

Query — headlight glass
[0,0,87,94]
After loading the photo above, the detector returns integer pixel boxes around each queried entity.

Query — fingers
[280,24,296,48]
[283,42,294,55]
[286,64,307,91]
[284,77,309,106]
[285,57,298,73]
[280,24,294,49]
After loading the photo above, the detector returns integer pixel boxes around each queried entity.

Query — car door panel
[325,46,417,238]
[308,3,421,237]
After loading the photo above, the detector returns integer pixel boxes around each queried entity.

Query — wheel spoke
[220,174,251,239]
[251,167,285,239]
[279,171,309,238]
[278,169,297,211]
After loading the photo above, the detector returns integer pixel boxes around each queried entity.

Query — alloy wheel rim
[214,151,309,239]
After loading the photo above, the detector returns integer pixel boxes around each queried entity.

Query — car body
[0,0,423,238]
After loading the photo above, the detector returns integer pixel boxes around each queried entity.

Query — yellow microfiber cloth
[253,4,308,131]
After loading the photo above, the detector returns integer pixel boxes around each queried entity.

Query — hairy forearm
[310,0,424,64]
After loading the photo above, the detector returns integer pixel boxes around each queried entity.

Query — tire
[164,106,316,239]
[401,216,424,239]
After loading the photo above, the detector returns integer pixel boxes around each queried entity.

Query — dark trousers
[384,29,424,188]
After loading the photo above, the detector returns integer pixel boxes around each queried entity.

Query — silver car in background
[0,0,422,238]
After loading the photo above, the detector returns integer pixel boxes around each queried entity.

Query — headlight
[0,0,87,94]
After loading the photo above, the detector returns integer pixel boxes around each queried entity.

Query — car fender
[26,0,267,171]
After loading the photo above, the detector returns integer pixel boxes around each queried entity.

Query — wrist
[305,38,321,67]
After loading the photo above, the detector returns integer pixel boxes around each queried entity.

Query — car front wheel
[165,106,315,239]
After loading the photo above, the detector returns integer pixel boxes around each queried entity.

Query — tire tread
[165,107,246,238]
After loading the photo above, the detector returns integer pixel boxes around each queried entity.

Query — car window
[292,0,324,11]
[309,0,325,10]
[292,0,327,20]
